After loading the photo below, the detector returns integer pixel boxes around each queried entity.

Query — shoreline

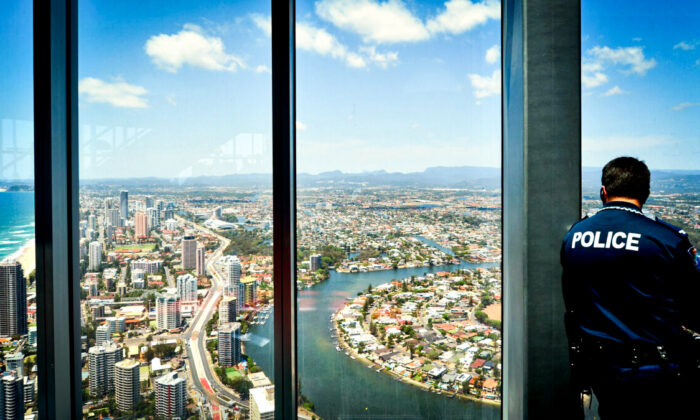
[2,238,36,274]
[332,311,501,407]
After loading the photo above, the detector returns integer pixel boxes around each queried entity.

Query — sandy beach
[3,238,36,274]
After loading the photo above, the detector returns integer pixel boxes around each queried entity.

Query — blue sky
[0,0,698,180]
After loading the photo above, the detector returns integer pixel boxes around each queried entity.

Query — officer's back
[561,157,699,419]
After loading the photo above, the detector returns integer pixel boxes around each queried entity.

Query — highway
[179,217,248,419]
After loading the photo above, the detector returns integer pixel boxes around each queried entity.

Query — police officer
[561,157,700,419]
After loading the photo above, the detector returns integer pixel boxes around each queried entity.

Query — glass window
[0,0,37,418]
[580,1,700,417]
[292,0,502,418]
[78,1,273,418]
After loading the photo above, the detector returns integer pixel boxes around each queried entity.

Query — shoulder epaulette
[654,217,688,237]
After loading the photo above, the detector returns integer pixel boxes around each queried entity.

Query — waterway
[246,261,500,420]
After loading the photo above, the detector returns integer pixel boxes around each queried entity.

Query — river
[245,261,501,420]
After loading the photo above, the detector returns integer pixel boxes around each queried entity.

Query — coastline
[2,238,36,274]
[332,310,501,407]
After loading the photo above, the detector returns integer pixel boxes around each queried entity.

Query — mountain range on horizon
[4,165,700,193]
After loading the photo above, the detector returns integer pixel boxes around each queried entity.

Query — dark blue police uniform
[561,200,700,419]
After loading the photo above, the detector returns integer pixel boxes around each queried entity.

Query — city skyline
[1,0,699,180]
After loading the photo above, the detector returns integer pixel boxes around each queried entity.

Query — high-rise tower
[0,261,27,337]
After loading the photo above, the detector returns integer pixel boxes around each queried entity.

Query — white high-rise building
[223,256,241,307]
[250,385,275,420]
[218,322,241,367]
[88,343,123,396]
[88,214,96,230]
[107,208,121,227]
[176,274,198,302]
[147,207,160,230]
[106,316,126,334]
[115,359,140,413]
[218,296,237,325]
[155,371,186,419]
[88,241,102,271]
[156,294,180,330]
[130,259,162,274]
[5,352,24,378]
[195,245,206,276]
[0,371,24,420]
[181,235,197,269]
[96,324,111,345]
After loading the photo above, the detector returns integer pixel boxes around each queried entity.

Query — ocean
[0,192,35,261]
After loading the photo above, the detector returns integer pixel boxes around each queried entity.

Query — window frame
[31,0,584,418]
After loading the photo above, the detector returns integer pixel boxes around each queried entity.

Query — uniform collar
[604,200,642,211]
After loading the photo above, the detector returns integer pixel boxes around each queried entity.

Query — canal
[245,262,501,420]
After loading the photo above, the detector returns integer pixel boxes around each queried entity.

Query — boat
[336,346,341,351]
[344,352,349,356]
[350,356,355,360]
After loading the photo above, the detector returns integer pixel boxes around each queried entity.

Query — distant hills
[5,165,700,193]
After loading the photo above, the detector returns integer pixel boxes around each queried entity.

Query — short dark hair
[602,157,650,205]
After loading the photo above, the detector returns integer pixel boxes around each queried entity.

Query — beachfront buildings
[195,245,206,276]
[223,256,241,301]
[88,343,124,396]
[218,296,237,325]
[155,372,186,419]
[88,241,102,271]
[218,322,242,367]
[181,235,197,269]
[115,359,140,413]
[0,261,27,337]
[156,294,180,331]
[0,372,24,420]
[176,273,198,302]
[249,385,275,420]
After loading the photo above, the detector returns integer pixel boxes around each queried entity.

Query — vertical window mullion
[271,0,298,418]
[33,0,81,418]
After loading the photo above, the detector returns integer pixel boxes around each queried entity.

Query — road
[179,217,248,419]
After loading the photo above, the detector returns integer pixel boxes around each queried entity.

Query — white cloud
[145,24,244,73]
[601,85,627,97]
[426,0,500,36]
[254,17,397,69]
[632,37,642,42]
[485,44,500,64]
[252,14,271,37]
[315,0,429,44]
[79,77,149,108]
[255,65,271,74]
[588,46,656,75]
[582,45,655,89]
[468,70,500,99]
[296,121,307,131]
[359,46,399,68]
[673,41,695,51]
[296,22,366,68]
[671,102,700,111]
[165,94,177,106]
[581,71,608,88]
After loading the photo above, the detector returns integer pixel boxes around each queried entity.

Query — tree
[229,377,253,398]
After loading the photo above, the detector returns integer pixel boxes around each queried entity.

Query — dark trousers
[590,364,693,419]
